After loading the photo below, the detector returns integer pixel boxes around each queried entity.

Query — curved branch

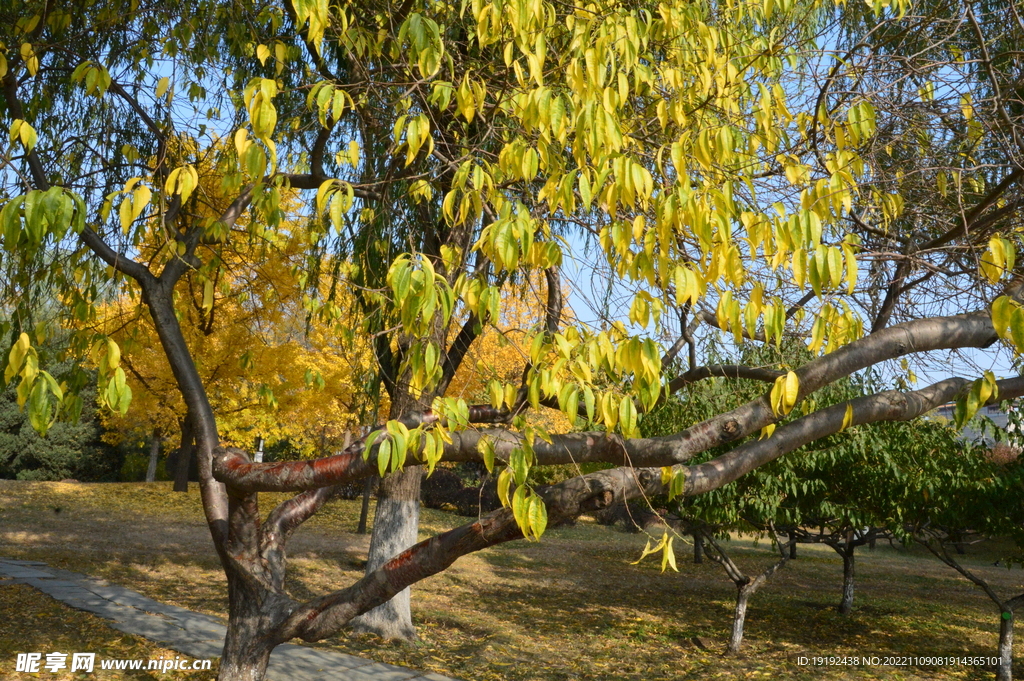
[216,311,1007,492]
[268,372,1024,644]
[682,375,1024,496]
[2,74,155,284]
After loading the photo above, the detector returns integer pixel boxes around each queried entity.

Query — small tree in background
[899,414,1024,681]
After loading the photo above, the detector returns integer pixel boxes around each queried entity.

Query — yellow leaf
[840,403,854,432]
[992,296,1014,339]
[661,535,678,573]
[497,468,512,507]
[783,371,799,412]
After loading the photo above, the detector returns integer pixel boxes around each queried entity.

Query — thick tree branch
[683,375,1024,496]
[259,369,1022,644]
[544,267,563,334]
[215,311,1009,492]
[438,313,481,395]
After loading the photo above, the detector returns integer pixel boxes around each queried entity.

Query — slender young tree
[697,526,795,654]
[903,425,1024,681]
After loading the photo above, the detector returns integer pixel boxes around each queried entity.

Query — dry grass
[0,583,218,680]
[1,480,1022,680]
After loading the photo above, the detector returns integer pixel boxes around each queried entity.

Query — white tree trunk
[839,549,855,615]
[998,612,1014,681]
[350,466,421,640]
[728,586,752,653]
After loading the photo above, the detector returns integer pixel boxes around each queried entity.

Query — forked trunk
[997,611,1014,681]
[728,585,753,654]
[839,548,855,615]
[350,465,422,640]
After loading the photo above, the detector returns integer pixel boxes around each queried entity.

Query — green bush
[0,377,122,482]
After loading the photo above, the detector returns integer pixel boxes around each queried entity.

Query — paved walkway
[0,558,458,681]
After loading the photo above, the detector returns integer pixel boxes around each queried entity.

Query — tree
[8,0,1024,678]
[95,219,379,487]
[695,526,795,654]
[899,422,1024,681]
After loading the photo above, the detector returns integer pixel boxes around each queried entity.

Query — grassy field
[1,480,1021,680]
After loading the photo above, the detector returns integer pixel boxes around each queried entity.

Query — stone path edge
[0,558,459,681]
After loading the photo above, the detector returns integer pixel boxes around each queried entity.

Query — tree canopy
[4,0,1024,677]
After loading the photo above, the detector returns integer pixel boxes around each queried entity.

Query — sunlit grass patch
[0,480,1020,680]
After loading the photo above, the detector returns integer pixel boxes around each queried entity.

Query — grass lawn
[1,480,1021,680]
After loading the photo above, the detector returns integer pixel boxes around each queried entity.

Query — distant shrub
[0,381,121,482]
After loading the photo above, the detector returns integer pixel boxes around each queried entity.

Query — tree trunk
[218,576,277,681]
[998,611,1014,681]
[839,547,855,615]
[173,415,195,493]
[357,476,374,535]
[728,585,753,654]
[693,533,703,564]
[145,431,161,483]
[350,465,421,640]
[789,531,798,559]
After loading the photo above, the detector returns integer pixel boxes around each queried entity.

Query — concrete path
[0,558,458,681]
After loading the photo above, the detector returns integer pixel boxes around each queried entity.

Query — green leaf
[528,494,548,540]
[377,439,392,477]
[511,484,530,537]
[28,378,52,436]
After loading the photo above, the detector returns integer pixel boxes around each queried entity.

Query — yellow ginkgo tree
[94,228,378,487]
[6,0,1024,678]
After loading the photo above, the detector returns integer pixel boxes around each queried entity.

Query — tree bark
[729,584,753,654]
[839,547,855,615]
[145,430,161,483]
[789,532,798,559]
[350,465,422,640]
[173,415,195,493]
[357,476,374,535]
[693,533,703,564]
[218,575,279,681]
[998,611,1014,681]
